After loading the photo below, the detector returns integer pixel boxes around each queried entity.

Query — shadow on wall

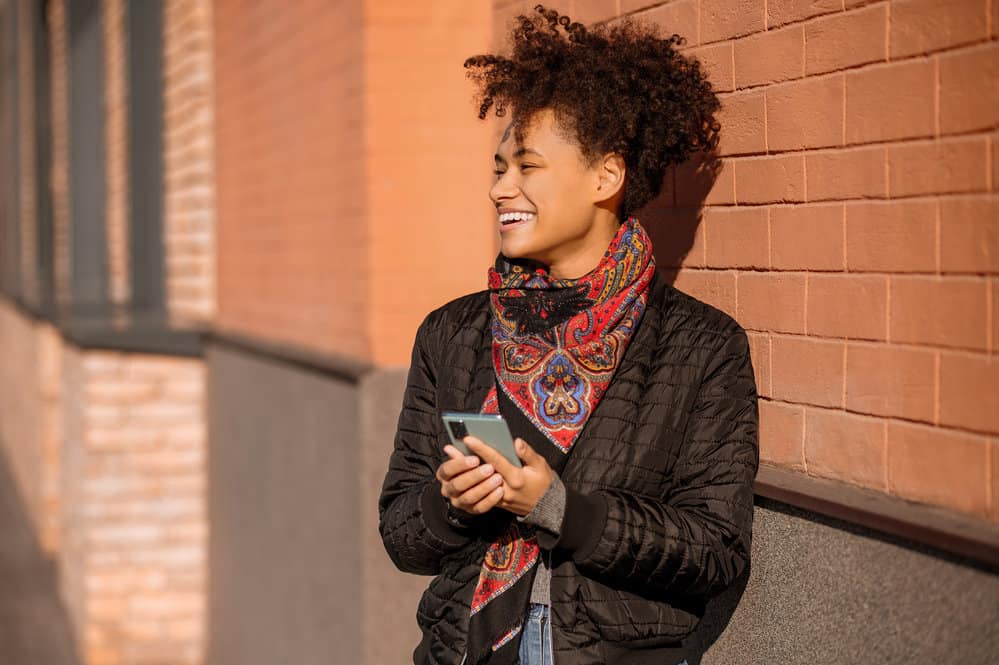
[684,562,752,663]
[0,447,81,665]
[640,149,722,285]
[635,146,739,661]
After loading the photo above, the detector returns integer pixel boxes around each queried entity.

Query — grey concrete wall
[697,499,999,664]
[208,350,999,664]
[206,344,365,665]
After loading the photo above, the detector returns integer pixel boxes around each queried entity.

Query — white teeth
[498,212,536,223]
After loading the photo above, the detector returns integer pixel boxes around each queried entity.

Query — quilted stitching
[379,273,760,664]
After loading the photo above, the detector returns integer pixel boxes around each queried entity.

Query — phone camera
[448,420,468,440]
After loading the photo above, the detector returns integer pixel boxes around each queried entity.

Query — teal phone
[440,412,523,468]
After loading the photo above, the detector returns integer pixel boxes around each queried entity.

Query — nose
[489,170,519,206]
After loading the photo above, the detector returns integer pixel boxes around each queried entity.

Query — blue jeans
[519,603,689,665]
[519,604,552,665]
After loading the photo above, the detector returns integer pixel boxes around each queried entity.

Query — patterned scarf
[465,215,656,663]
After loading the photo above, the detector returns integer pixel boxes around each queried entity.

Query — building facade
[0,1,996,663]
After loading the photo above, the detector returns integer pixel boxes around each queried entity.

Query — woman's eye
[493,170,506,177]
[520,164,536,170]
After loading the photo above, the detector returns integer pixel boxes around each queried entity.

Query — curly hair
[463,4,721,218]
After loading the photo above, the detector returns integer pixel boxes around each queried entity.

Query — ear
[593,153,626,204]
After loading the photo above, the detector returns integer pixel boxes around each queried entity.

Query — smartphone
[440,412,523,468]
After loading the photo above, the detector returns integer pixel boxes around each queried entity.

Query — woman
[378,6,759,664]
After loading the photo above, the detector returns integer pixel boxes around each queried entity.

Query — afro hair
[464,4,721,218]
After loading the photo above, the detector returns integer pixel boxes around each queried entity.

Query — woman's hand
[436,445,505,515]
[464,436,554,517]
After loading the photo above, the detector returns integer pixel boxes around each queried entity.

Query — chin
[499,238,531,260]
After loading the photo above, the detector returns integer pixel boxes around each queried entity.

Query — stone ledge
[755,464,999,570]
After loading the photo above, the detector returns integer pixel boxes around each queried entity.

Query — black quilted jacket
[379,271,760,665]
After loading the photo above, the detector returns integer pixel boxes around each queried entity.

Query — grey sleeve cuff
[517,473,566,538]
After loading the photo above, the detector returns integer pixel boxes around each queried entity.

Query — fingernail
[466,456,478,466]
[480,464,494,476]
[491,475,502,485]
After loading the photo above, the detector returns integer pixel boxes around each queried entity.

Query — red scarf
[465,216,656,661]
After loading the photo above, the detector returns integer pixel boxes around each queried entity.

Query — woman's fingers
[435,452,480,484]
[450,473,504,513]
[468,485,505,514]
[440,463,495,498]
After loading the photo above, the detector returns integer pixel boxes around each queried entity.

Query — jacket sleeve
[378,314,480,576]
[557,326,760,599]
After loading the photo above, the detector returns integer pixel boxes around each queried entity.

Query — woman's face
[490,108,623,279]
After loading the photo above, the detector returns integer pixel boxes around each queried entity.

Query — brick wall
[363,0,494,364]
[214,0,495,366]
[496,0,997,522]
[0,303,208,665]
[103,0,131,311]
[47,0,71,309]
[64,351,207,665]
[0,301,62,554]
[164,0,216,327]
[213,0,371,359]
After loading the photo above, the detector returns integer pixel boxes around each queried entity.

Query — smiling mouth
[498,212,536,226]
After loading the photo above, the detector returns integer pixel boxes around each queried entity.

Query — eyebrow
[494,147,545,162]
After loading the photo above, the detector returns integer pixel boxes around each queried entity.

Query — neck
[547,211,622,279]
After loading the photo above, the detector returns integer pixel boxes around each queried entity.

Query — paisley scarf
[465,215,656,663]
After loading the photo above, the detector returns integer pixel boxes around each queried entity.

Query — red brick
[805,146,886,201]
[675,154,735,206]
[493,1,574,46]
[846,342,936,421]
[736,272,806,333]
[992,133,998,190]
[807,273,888,340]
[716,89,765,155]
[887,421,990,518]
[652,207,704,268]
[939,43,999,135]
[733,25,803,88]
[706,160,736,206]
[672,269,737,318]
[939,196,999,274]
[747,331,772,397]
[701,0,765,43]
[845,201,937,272]
[805,4,887,76]
[993,279,998,352]
[992,438,999,522]
[759,400,804,468]
[770,203,844,271]
[889,276,988,350]
[804,407,885,489]
[703,206,769,268]
[887,138,989,198]
[690,42,734,93]
[767,0,840,28]
[636,0,699,45]
[845,60,935,144]
[940,351,999,434]
[889,0,989,59]
[646,208,703,267]
[621,0,666,13]
[571,0,620,24]
[767,75,844,151]
[733,154,805,204]
[771,335,845,408]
